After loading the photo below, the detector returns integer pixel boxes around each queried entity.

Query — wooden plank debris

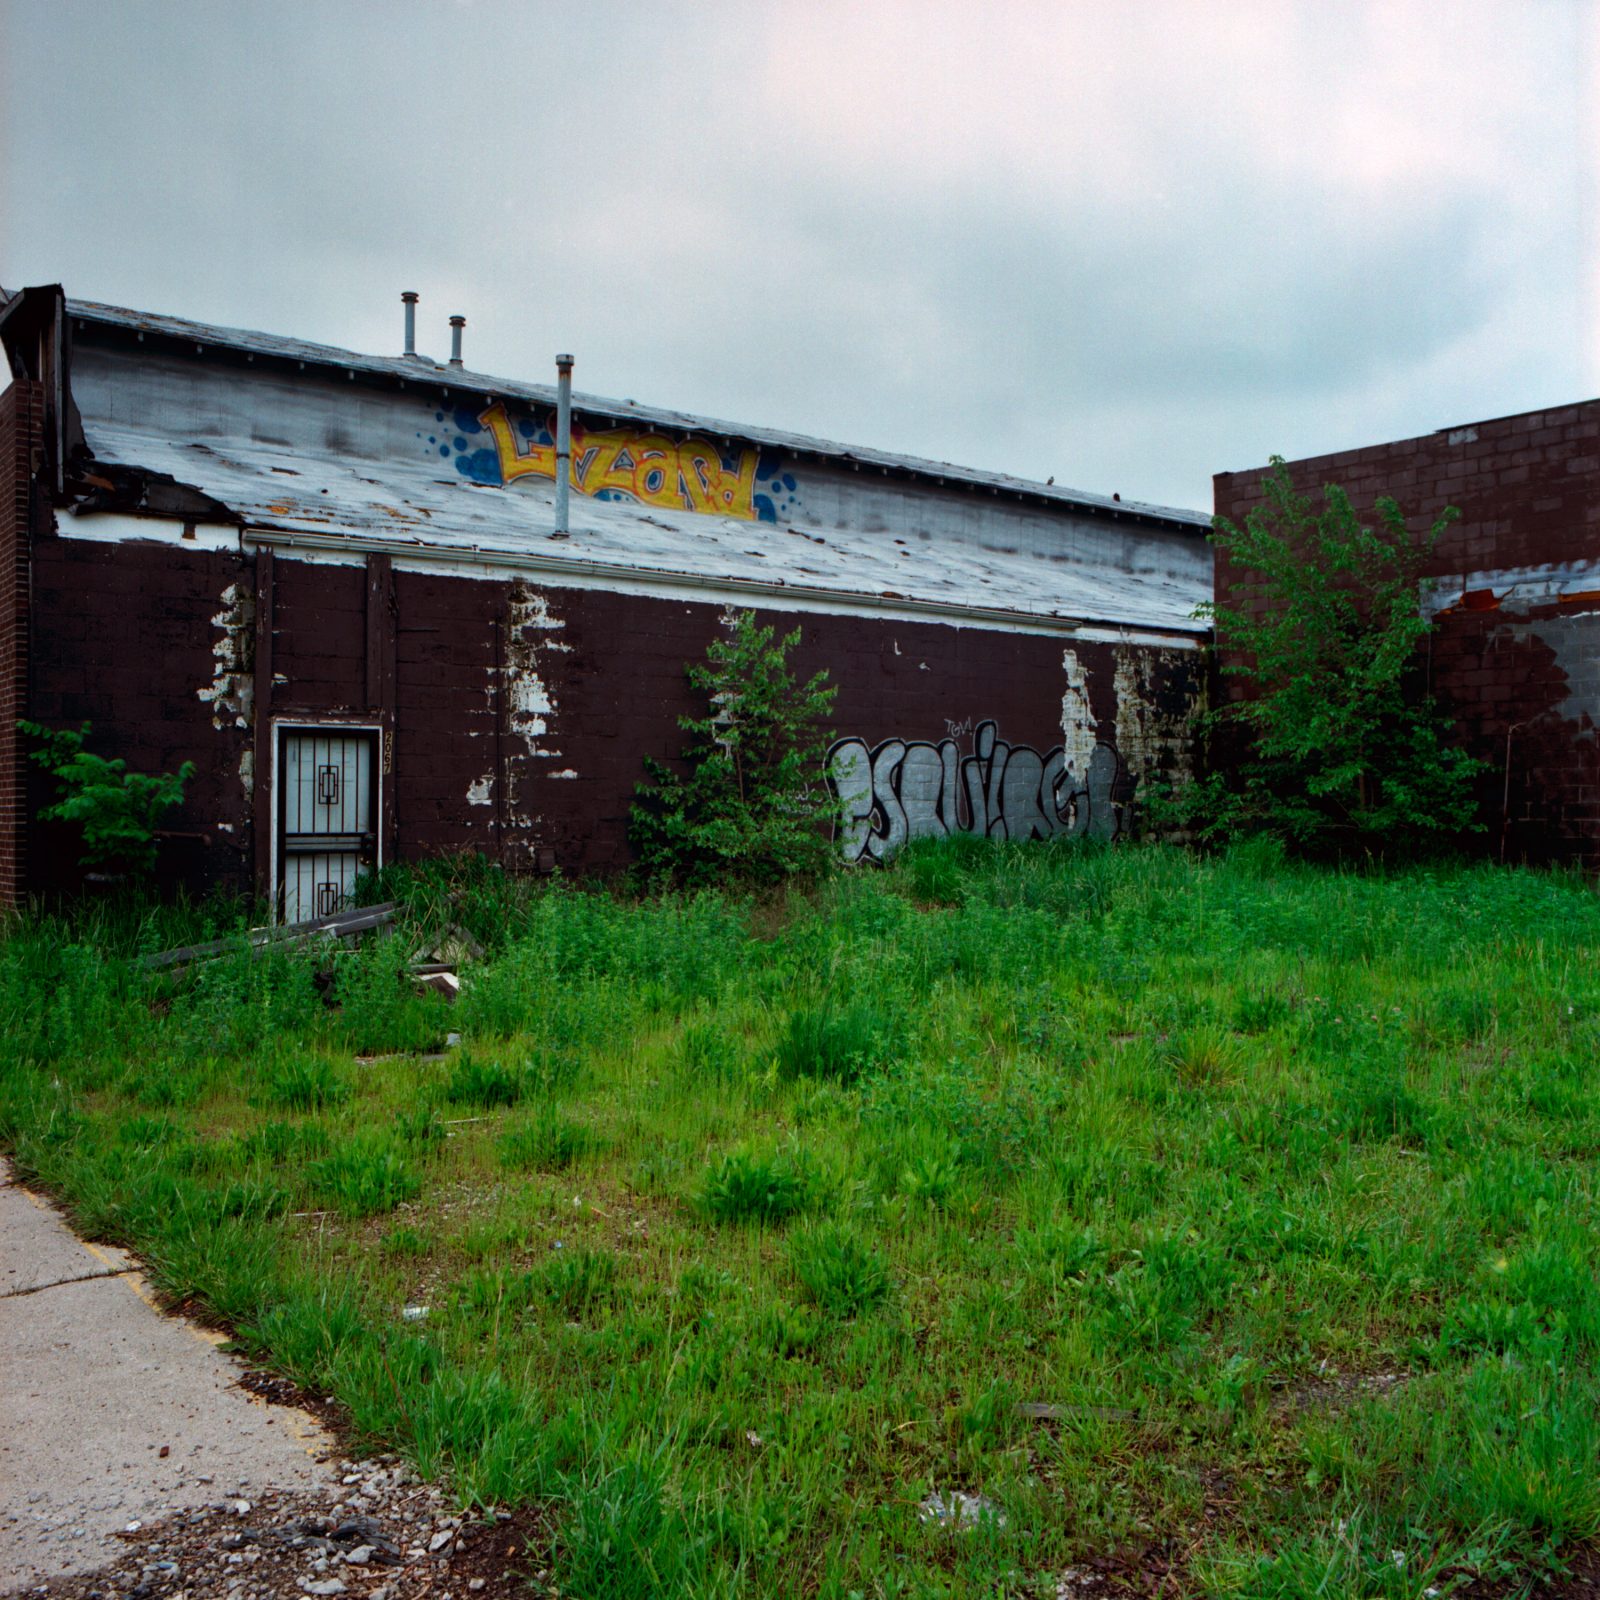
[139,902,397,970]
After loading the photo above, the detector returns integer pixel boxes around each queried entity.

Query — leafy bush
[18,720,195,875]
[628,610,838,887]
[1162,460,1482,858]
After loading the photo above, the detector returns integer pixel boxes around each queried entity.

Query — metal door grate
[279,730,377,922]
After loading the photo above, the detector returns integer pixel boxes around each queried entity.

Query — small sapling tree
[629,611,839,887]
[18,720,195,876]
[1168,459,1482,858]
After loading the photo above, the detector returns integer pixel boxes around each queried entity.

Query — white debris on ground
[917,1489,1006,1530]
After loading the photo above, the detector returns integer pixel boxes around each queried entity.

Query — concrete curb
[0,1158,334,1590]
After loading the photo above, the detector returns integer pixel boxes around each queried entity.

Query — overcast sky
[2,0,1595,511]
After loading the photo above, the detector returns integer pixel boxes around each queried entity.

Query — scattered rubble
[0,1458,551,1600]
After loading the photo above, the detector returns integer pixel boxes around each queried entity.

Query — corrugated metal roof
[67,295,1209,532]
[83,417,1211,635]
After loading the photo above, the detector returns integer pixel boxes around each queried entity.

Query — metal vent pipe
[448,314,465,368]
[401,291,418,358]
[554,353,574,538]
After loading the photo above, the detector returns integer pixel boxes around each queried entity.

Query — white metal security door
[279,731,377,922]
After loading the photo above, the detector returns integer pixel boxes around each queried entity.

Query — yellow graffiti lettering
[478,401,760,519]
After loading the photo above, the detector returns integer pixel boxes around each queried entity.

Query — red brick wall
[0,381,43,908]
[1213,400,1600,863]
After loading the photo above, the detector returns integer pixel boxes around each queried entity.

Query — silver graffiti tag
[825,719,1121,864]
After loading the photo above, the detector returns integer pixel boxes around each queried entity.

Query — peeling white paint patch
[496,584,566,759]
[1112,646,1197,792]
[198,582,255,732]
[496,582,571,830]
[505,672,553,743]
[548,769,579,779]
[238,747,254,803]
[1061,650,1096,780]
[467,774,494,806]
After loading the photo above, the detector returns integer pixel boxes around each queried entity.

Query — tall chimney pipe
[448,314,465,368]
[401,291,418,358]
[554,353,574,538]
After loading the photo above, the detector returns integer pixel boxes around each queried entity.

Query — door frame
[270,717,385,923]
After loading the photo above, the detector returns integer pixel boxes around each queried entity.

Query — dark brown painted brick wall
[20,538,1201,897]
[26,537,254,894]
[0,381,43,908]
[1214,400,1600,864]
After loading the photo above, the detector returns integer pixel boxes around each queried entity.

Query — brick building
[1215,400,1600,865]
[0,284,1209,913]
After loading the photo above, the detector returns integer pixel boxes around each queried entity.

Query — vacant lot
[4,841,1599,1598]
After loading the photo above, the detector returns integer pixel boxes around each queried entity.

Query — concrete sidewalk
[0,1159,334,1591]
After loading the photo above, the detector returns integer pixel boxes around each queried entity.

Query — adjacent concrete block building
[1215,399,1600,865]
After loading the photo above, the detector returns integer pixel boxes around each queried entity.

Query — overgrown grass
[5,839,1600,1596]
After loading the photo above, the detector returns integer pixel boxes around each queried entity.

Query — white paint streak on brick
[1060,650,1096,780]
[495,583,574,840]
[466,774,494,806]
[198,582,254,733]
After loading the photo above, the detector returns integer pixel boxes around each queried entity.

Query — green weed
[7,848,1600,1597]
[498,1109,593,1172]
[790,1223,890,1316]
[307,1139,420,1218]
[699,1148,816,1224]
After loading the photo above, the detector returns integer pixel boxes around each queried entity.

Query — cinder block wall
[1214,400,1600,864]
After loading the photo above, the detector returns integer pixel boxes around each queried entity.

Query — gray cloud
[2,0,1591,510]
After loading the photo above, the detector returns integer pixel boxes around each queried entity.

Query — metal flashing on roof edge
[237,523,1206,647]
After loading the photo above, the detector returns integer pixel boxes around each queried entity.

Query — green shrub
[628,610,838,887]
[1159,459,1482,858]
[18,719,194,875]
